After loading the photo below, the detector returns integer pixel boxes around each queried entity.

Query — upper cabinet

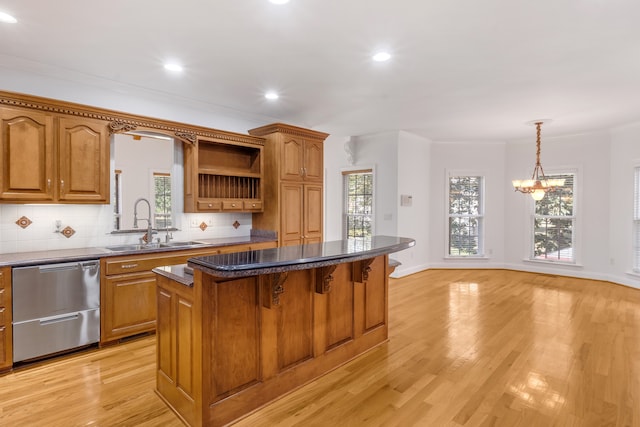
[57,117,110,203]
[281,136,323,182]
[0,107,55,201]
[249,123,329,246]
[0,99,109,204]
[183,134,265,213]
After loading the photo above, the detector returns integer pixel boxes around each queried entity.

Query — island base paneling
[155,254,390,427]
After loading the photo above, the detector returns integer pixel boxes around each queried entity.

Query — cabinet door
[0,108,54,201]
[102,272,157,342]
[303,140,323,182]
[304,184,323,244]
[58,117,110,202]
[280,182,304,246]
[280,136,304,181]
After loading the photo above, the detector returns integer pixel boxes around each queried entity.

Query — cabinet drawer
[198,200,221,211]
[222,200,242,210]
[105,249,221,275]
[243,200,262,210]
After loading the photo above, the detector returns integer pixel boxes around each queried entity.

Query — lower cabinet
[100,241,276,344]
[0,267,12,371]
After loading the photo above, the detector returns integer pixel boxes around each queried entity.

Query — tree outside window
[154,173,172,229]
[448,176,483,256]
[343,170,373,239]
[532,173,575,262]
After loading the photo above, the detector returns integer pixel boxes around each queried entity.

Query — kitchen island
[153,235,414,427]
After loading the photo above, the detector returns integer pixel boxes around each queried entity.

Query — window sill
[625,270,640,278]
[522,258,583,268]
[444,256,490,261]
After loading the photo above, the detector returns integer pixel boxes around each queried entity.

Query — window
[343,170,373,239]
[448,175,484,256]
[154,172,172,229]
[532,173,575,262]
[634,167,640,272]
[113,169,122,230]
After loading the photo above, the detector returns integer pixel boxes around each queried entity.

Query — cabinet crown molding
[248,123,329,141]
[0,90,265,147]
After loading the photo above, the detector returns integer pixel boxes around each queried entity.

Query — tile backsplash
[0,204,252,254]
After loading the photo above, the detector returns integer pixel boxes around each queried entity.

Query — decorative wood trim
[108,120,137,134]
[361,258,374,281]
[263,272,289,308]
[248,122,329,141]
[315,265,337,294]
[0,90,265,147]
[352,258,375,283]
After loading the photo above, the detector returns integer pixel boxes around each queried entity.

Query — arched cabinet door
[0,108,55,201]
[57,117,110,203]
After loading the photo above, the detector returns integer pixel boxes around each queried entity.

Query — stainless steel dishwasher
[12,260,100,362]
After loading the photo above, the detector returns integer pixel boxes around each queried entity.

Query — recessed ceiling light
[269,0,290,4]
[164,63,183,72]
[372,52,391,62]
[265,92,279,100]
[0,11,17,23]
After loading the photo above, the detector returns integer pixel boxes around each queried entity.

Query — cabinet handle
[300,168,304,177]
[47,179,51,190]
[60,180,64,189]
[304,167,308,176]
[252,203,256,207]
[121,263,138,269]
[232,203,236,207]
[208,203,213,207]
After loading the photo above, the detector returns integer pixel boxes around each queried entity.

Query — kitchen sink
[105,243,162,252]
[105,241,206,252]
[160,241,206,248]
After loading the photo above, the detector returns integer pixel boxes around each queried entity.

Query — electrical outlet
[189,218,199,228]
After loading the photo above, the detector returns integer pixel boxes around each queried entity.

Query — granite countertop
[153,264,194,287]
[0,235,276,268]
[189,235,415,278]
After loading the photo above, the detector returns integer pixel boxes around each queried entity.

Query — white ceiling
[1,0,639,141]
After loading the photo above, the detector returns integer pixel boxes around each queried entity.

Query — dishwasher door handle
[39,313,80,326]
[38,262,81,273]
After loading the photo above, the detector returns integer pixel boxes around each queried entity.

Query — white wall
[396,131,431,276]
[323,135,352,242]
[323,130,432,278]
[114,134,174,230]
[429,141,506,269]
[609,122,640,287]
[351,132,399,237]
[503,131,613,282]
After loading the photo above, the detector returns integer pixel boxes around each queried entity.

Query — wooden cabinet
[100,241,276,344]
[0,107,55,201]
[184,136,264,213]
[57,117,110,203]
[280,136,323,182]
[0,106,109,204]
[155,254,390,427]
[248,123,329,246]
[0,267,12,372]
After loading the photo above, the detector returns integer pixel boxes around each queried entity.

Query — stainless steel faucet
[133,197,156,244]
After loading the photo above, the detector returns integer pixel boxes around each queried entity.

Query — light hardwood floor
[1,269,639,426]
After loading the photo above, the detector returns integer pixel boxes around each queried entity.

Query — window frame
[445,171,485,258]
[342,167,375,240]
[633,166,640,273]
[150,170,173,231]
[529,170,578,264]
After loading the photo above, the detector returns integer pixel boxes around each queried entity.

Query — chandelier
[512,121,564,201]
